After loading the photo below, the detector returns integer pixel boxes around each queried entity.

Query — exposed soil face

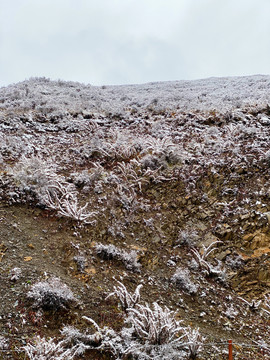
[0,77,269,359]
[0,189,269,359]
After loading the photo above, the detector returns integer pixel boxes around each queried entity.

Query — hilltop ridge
[1,75,270,115]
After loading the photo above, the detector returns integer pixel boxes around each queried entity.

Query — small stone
[243,234,255,242]
[85,267,96,275]
[216,250,231,261]
[24,256,32,262]
[240,213,250,220]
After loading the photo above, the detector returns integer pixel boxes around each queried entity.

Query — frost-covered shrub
[106,281,142,311]
[213,262,227,284]
[95,243,121,260]
[46,191,95,222]
[23,335,82,360]
[139,136,182,169]
[0,133,36,161]
[190,241,223,277]
[140,154,167,170]
[70,166,104,189]
[127,302,186,348]
[57,288,204,360]
[6,154,70,206]
[61,324,102,347]
[113,183,139,212]
[78,302,187,359]
[6,155,93,223]
[184,326,205,360]
[143,137,175,158]
[171,268,198,295]
[106,132,140,161]
[76,136,107,161]
[61,317,186,360]
[95,243,141,272]
[9,154,57,193]
[62,321,127,359]
[27,277,77,311]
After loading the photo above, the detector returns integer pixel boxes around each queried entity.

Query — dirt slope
[0,77,269,359]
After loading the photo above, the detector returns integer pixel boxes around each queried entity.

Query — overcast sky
[1,0,270,87]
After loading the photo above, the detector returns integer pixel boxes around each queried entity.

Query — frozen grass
[127,302,185,346]
[184,326,205,360]
[23,335,84,360]
[190,241,224,277]
[106,281,143,311]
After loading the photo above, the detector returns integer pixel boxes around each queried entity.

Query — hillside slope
[0,76,269,359]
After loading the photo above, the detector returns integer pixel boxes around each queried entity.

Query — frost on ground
[1,75,270,114]
[29,282,200,360]
[0,76,269,359]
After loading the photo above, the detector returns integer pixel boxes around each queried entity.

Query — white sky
[1,0,270,87]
